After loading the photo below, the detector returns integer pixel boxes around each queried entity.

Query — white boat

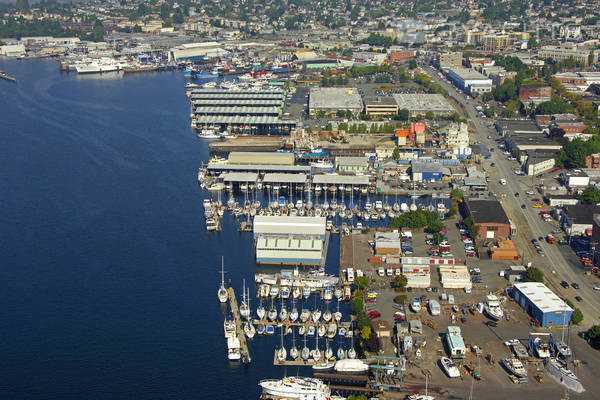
[322,310,332,322]
[312,309,322,323]
[257,303,266,320]
[348,347,356,359]
[533,337,551,359]
[307,325,316,336]
[410,299,421,313]
[323,286,333,301]
[334,359,369,374]
[224,318,236,339]
[334,288,342,299]
[217,257,228,303]
[258,377,331,399]
[546,358,585,393]
[293,286,301,299]
[303,287,311,299]
[502,358,527,378]
[317,324,326,337]
[279,305,288,321]
[327,323,337,339]
[440,357,460,378]
[290,307,299,322]
[337,347,346,360]
[338,327,346,337]
[227,336,241,360]
[269,285,279,298]
[281,286,290,299]
[428,299,440,316]
[300,309,310,323]
[299,325,306,336]
[268,306,278,321]
[403,336,413,353]
[277,346,287,362]
[313,361,334,371]
[310,160,334,170]
[483,294,504,321]
[334,311,342,322]
[244,321,256,339]
[554,338,572,359]
[313,347,321,362]
[197,129,221,139]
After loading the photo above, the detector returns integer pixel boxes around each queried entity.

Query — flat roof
[254,216,326,236]
[336,156,369,166]
[262,173,307,184]
[190,93,284,100]
[312,175,370,185]
[194,115,296,125]
[190,88,284,95]
[229,151,294,165]
[365,96,398,106]
[465,198,510,225]
[207,164,311,173]
[392,93,455,113]
[449,67,489,80]
[496,119,542,133]
[309,87,364,110]
[446,326,466,349]
[222,172,259,182]
[194,106,281,115]
[193,99,283,106]
[256,236,323,250]
[514,282,573,312]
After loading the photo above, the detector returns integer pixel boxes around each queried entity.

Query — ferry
[258,377,330,399]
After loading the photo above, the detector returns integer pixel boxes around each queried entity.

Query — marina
[227,286,251,364]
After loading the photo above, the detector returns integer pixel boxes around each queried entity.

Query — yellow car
[532,204,543,208]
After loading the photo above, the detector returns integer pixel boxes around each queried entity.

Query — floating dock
[227,286,251,363]
[0,71,17,83]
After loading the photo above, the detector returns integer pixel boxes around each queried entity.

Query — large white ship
[258,376,330,399]
[483,294,504,321]
[546,358,585,393]
[76,58,127,74]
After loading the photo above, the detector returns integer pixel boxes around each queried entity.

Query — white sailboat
[268,299,278,321]
[323,309,332,322]
[292,286,301,299]
[280,299,288,321]
[239,279,250,320]
[289,298,298,322]
[244,320,256,339]
[290,329,298,360]
[348,327,356,359]
[440,357,460,378]
[301,335,310,360]
[217,257,228,303]
[334,300,342,322]
[257,299,266,320]
[337,347,346,360]
[313,335,321,362]
[277,327,287,362]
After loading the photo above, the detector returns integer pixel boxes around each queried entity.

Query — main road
[422,64,600,326]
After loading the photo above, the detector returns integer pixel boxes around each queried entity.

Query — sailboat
[257,299,266,320]
[290,329,299,360]
[325,342,333,360]
[268,299,278,321]
[333,300,342,322]
[239,279,250,320]
[292,286,301,299]
[277,327,287,362]
[217,257,228,303]
[337,347,346,360]
[348,324,356,359]
[301,335,310,361]
[279,299,288,322]
[244,319,256,339]
[289,298,299,322]
[313,335,321,362]
[317,324,326,337]
[312,299,322,323]
[323,309,332,322]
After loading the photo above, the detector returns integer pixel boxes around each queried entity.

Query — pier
[227,286,251,363]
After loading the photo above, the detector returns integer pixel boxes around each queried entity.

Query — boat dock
[227,286,251,363]
[0,71,17,83]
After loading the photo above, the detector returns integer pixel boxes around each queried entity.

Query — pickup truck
[499,179,507,185]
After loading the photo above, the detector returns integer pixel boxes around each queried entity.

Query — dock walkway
[227,286,251,363]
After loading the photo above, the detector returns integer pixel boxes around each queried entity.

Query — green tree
[355,311,371,329]
[361,326,372,340]
[392,147,401,160]
[572,308,584,325]
[588,325,600,347]
[524,267,544,283]
[355,276,370,291]
[408,59,417,70]
[432,232,445,245]
[425,111,435,120]
[577,187,600,205]
[528,37,539,49]
[351,296,364,314]
[90,19,105,42]
[394,275,408,289]
[394,294,407,304]
[397,109,410,121]
[326,123,332,131]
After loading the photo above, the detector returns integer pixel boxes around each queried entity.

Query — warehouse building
[255,236,323,266]
[391,94,455,117]
[253,215,326,239]
[560,204,600,235]
[462,198,511,240]
[375,232,401,255]
[512,282,573,327]
[411,160,444,182]
[335,156,370,174]
[308,87,364,117]
[401,265,431,288]
[447,68,492,95]
[440,265,472,290]
[228,151,295,166]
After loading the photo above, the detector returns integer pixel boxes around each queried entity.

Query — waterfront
[0,58,326,399]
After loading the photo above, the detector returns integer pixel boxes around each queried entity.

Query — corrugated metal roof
[254,216,326,236]
[194,106,281,115]
[190,93,284,100]
[256,237,323,250]
[194,115,296,125]
[229,152,294,166]
[207,164,311,173]
[262,173,307,183]
[514,282,572,312]
[193,99,283,106]
[222,172,258,182]
[312,175,370,185]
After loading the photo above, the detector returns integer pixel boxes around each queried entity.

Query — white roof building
[253,216,326,239]
[440,266,472,289]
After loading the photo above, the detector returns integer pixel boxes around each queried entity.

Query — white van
[378,267,385,277]
[448,294,455,304]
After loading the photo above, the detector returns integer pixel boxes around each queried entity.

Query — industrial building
[255,236,323,266]
[308,87,364,117]
[462,198,511,240]
[400,265,431,288]
[253,216,326,239]
[169,42,228,61]
[440,266,472,290]
[512,282,573,327]
[228,152,294,166]
[364,97,399,116]
[411,160,444,182]
[391,94,455,117]
[446,68,493,95]
[335,157,370,174]
[560,204,600,235]
[375,232,401,255]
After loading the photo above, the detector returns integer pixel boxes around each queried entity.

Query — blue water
[1,59,332,399]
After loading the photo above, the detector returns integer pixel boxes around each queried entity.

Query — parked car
[561,281,570,288]
[572,282,580,289]
[486,321,498,327]
[575,296,583,302]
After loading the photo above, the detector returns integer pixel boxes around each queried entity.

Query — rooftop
[448,67,489,80]
[496,118,542,134]
[514,282,573,312]
[465,198,510,225]
[309,87,364,111]
[312,175,370,185]
[364,96,398,106]
[391,93,455,113]
[562,204,600,224]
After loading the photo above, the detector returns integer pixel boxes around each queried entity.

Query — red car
[531,198,540,202]
[439,228,447,233]
[368,311,381,319]
[539,211,549,215]
[467,252,477,257]
[366,297,377,303]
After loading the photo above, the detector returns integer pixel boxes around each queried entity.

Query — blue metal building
[513,282,573,327]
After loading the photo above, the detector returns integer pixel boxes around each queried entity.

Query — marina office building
[253,216,327,266]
